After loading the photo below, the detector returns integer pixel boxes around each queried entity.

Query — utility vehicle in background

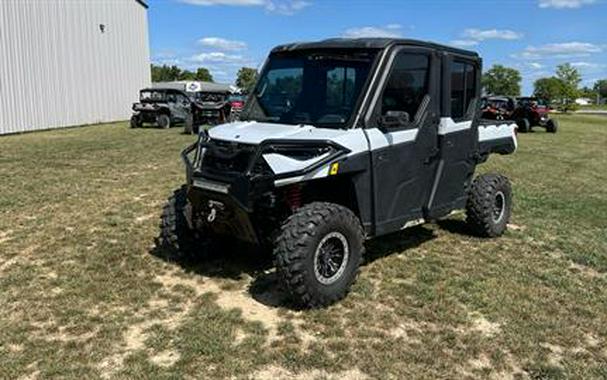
[131,88,233,134]
[481,96,516,120]
[183,89,233,134]
[131,88,193,129]
[159,38,518,308]
[228,94,246,121]
[512,96,558,133]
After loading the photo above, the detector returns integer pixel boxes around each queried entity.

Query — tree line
[153,62,607,112]
[482,64,607,112]
[151,64,214,83]
[151,64,258,94]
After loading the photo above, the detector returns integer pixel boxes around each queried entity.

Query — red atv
[228,94,246,121]
[512,97,558,133]
[481,96,516,121]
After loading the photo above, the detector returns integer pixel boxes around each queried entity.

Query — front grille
[201,139,256,175]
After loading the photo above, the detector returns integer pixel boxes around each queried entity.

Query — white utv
[160,38,518,308]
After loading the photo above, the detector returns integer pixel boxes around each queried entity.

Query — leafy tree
[556,63,581,88]
[593,79,607,101]
[481,65,522,96]
[178,70,196,81]
[151,64,182,82]
[194,68,213,82]
[236,67,258,93]
[533,77,563,104]
[579,86,597,99]
[555,63,581,112]
[150,64,214,83]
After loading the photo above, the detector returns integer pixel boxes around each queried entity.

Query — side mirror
[379,110,410,131]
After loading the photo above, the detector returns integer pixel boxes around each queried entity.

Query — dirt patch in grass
[252,365,369,379]
[149,349,180,367]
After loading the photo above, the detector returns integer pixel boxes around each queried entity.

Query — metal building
[0,0,150,135]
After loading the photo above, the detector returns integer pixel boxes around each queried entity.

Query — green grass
[579,104,607,111]
[1,116,606,379]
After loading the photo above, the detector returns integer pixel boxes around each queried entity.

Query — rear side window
[381,53,430,119]
[450,61,477,119]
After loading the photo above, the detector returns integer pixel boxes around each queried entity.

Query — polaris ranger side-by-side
[160,38,518,308]
[131,88,233,133]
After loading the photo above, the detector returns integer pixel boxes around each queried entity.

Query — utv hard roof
[141,88,186,93]
[271,38,479,58]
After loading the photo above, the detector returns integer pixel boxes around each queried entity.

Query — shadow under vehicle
[158,38,518,308]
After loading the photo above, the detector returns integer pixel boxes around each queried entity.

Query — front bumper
[181,142,260,244]
[187,178,260,244]
[180,134,350,244]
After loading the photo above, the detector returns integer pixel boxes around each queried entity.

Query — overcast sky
[148,0,606,94]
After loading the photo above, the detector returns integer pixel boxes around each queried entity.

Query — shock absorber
[284,184,303,211]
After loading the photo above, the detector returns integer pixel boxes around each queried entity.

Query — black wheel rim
[313,232,349,285]
[493,191,506,223]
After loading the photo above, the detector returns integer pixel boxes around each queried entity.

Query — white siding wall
[0,0,150,134]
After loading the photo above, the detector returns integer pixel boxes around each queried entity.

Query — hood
[207,121,348,145]
[535,106,549,115]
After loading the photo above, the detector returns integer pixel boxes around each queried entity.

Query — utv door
[364,47,441,236]
[425,56,481,218]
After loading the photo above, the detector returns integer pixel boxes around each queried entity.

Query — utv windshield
[140,90,166,102]
[243,49,378,128]
[195,92,228,103]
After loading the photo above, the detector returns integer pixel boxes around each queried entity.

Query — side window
[381,53,430,120]
[450,60,477,119]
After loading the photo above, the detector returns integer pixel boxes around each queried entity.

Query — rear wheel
[546,118,558,133]
[274,202,364,308]
[466,174,512,238]
[157,114,171,129]
[517,118,530,133]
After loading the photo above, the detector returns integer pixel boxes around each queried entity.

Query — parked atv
[481,96,516,121]
[512,97,558,133]
[159,38,518,308]
[131,88,193,130]
[184,90,233,134]
[228,94,246,121]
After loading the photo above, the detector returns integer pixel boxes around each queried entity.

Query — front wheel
[156,114,171,129]
[274,202,365,308]
[517,118,530,133]
[546,118,558,133]
[159,185,202,259]
[466,174,512,238]
[130,115,141,128]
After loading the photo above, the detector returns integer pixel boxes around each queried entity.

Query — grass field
[579,104,607,111]
[1,115,606,379]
